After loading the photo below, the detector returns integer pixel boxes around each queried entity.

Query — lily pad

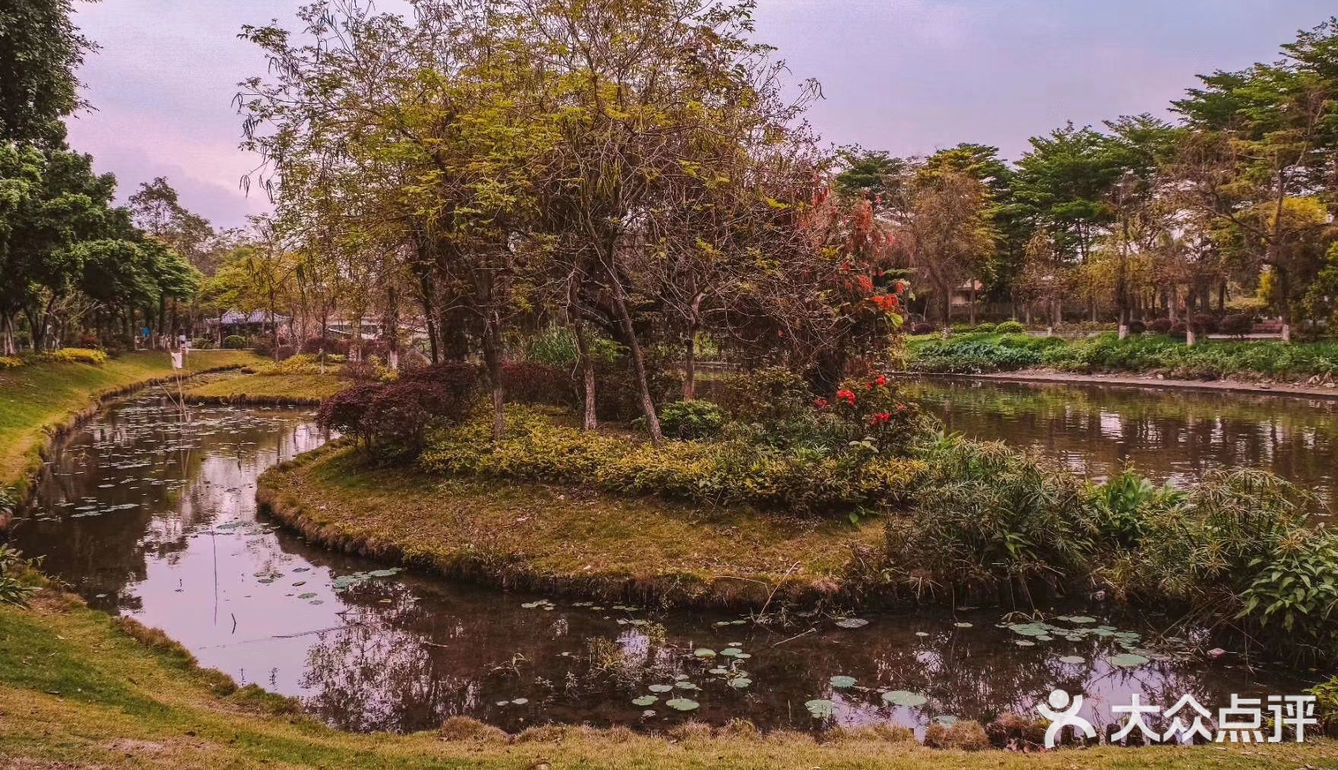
[719,647,743,657]
[666,698,699,712]
[835,618,869,629]
[674,681,700,691]
[1068,615,1096,624]
[511,698,528,705]
[649,684,675,693]
[632,695,658,706]
[805,699,838,718]
[694,648,716,658]
[881,690,927,707]
[953,622,973,629]
[297,592,316,599]
[1059,655,1085,665]
[1015,639,1036,647]
[829,675,857,689]
[727,677,752,689]
[1109,653,1150,668]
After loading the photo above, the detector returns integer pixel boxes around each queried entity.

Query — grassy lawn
[0,350,264,491]
[259,444,887,607]
[185,371,349,404]
[4,585,1337,769]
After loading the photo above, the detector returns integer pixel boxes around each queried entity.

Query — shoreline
[1,356,261,530]
[897,368,1338,400]
[257,442,880,611]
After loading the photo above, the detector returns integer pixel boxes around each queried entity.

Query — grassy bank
[4,582,1338,769]
[185,371,349,405]
[0,350,264,495]
[907,332,1338,381]
[259,442,887,608]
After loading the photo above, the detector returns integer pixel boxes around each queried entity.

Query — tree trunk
[683,329,696,401]
[482,316,506,441]
[1276,266,1293,344]
[573,318,598,431]
[968,280,977,326]
[611,285,662,446]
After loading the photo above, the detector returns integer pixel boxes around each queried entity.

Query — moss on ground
[185,371,349,405]
[0,350,265,492]
[259,443,887,607]
[3,587,1337,769]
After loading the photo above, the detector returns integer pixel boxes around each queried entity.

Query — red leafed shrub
[1169,321,1187,338]
[1189,314,1219,335]
[1127,320,1146,335]
[315,383,381,445]
[1147,318,1174,335]
[502,361,576,407]
[364,378,480,456]
[399,360,480,386]
[1219,314,1254,337]
[301,336,350,356]
[910,322,935,335]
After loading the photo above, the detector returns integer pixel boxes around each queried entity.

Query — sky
[65,0,1337,230]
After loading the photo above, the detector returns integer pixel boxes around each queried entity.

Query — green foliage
[713,366,813,427]
[0,545,38,607]
[523,327,622,369]
[994,321,1025,334]
[971,322,996,334]
[36,347,107,365]
[658,400,724,440]
[907,333,1063,373]
[222,335,248,350]
[420,407,926,514]
[1088,470,1184,550]
[884,435,1096,599]
[0,0,90,146]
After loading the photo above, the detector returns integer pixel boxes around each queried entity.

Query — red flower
[813,397,829,409]
[836,389,856,405]
[895,403,907,412]
[869,412,892,426]
[875,375,887,387]
[895,280,909,294]
[855,275,874,295]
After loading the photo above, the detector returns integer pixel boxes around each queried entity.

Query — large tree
[0,0,92,147]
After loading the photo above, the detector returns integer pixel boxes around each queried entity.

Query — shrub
[1168,321,1187,337]
[1146,318,1173,335]
[315,383,382,444]
[1189,314,1219,335]
[659,400,725,440]
[502,361,575,407]
[40,347,108,365]
[884,435,1097,600]
[908,335,1062,374]
[420,407,925,514]
[713,366,813,426]
[1087,470,1184,551]
[910,322,935,335]
[365,377,479,456]
[0,356,23,369]
[994,320,1025,334]
[950,322,973,334]
[301,336,350,356]
[1109,469,1338,661]
[1127,320,1146,335]
[524,326,622,368]
[971,322,996,334]
[273,344,296,361]
[0,545,38,607]
[1219,313,1254,337]
[190,337,214,350]
[339,359,386,381]
[222,335,247,349]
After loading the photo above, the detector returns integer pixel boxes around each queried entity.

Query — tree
[0,0,92,147]
[129,178,218,274]
[1172,20,1338,342]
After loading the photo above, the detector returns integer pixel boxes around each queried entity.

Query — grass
[185,371,350,405]
[259,443,887,607]
[0,350,264,491]
[4,584,1338,768]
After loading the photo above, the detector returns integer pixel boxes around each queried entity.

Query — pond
[6,392,1318,735]
[904,376,1338,513]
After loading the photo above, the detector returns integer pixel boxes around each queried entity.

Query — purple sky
[65,0,1337,229]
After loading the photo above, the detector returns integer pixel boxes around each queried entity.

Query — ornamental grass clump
[883,434,1098,603]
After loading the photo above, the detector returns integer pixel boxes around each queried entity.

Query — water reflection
[8,395,1317,734]
[904,377,1338,511]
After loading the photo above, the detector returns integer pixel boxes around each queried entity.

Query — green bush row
[419,407,926,513]
[908,332,1338,379]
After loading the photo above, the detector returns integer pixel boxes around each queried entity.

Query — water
[8,392,1316,735]
[905,376,1338,513]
